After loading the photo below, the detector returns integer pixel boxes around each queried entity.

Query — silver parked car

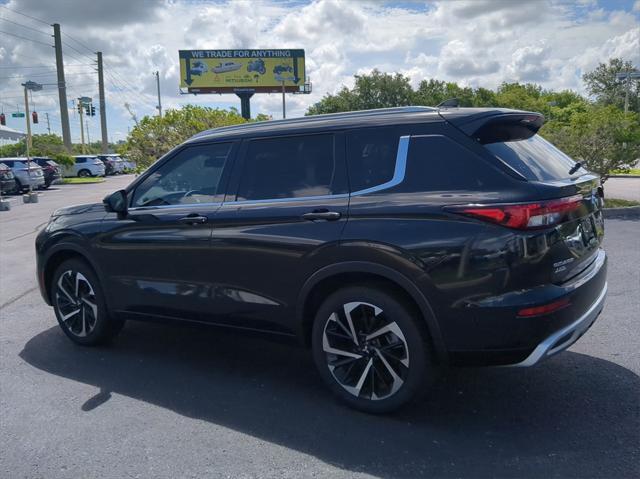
[63,156,106,177]
[0,157,46,191]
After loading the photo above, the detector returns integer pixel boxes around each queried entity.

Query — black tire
[14,179,23,193]
[50,258,125,346]
[312,286,434,413]
[78,169,91,178]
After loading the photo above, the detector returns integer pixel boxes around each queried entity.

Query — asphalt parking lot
[0,177,638,479]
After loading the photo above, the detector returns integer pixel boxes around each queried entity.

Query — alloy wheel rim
[55,270,98,337]
[322,301,410,401]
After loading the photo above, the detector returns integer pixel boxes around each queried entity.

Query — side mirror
[103,189,128,218]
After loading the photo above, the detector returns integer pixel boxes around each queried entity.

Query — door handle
[302,210,341,221]
[179,214,208,225]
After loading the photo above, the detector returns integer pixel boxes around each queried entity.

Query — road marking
[0,286,38,310]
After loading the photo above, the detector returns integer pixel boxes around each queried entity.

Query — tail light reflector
[517,298,571,318]
[447,195,583,230]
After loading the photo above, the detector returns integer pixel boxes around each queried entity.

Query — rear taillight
[447,195,583,230]
[517,297,571,318]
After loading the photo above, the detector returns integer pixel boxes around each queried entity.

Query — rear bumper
[509,281,607,367]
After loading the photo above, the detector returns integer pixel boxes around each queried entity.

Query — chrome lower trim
[510,282,607,367]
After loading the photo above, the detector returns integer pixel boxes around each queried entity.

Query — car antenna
[436,98,460,108]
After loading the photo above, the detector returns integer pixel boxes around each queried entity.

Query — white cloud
[0,0,638,142]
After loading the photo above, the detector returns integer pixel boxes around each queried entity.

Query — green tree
[121,105,246,170]
[307,70,414,115]
[583,58,639,113]
[542,105,640,181]
[0,133,68,157]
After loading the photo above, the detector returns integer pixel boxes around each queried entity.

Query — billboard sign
[179,49,305,94]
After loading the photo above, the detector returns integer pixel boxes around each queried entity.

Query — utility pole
[45,112,51,134]
[97,52,109,153]
[281,81,286,119]
[85,116,91,145]
[53,24,72,152]
[155,71,162,117]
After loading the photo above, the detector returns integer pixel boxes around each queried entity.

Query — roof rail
[191,106,437,140]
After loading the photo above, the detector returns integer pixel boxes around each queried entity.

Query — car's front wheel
[77,169,91,177]
[51,259,124,346]
[312,286,434,413]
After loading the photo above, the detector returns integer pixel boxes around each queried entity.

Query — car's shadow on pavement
[20,321,639,479]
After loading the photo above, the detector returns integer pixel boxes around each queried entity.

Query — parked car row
[0,154,135,195]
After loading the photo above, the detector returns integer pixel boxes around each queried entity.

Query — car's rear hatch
[442,109,604,284]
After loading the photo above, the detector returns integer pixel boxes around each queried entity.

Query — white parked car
[63,156,106,177]
[97,154,126,174]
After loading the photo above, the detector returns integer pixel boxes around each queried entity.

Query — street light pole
[21,81,42,194]
[23,85,33,193]
[281,81,286,119]
[616,71,640,113]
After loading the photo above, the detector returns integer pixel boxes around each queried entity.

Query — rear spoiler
[442,111,544,144]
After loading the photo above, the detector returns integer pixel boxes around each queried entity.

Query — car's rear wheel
[51,259,124,346]
[77,169,91,177]
[312,286,434,413]
[14,179,23,193]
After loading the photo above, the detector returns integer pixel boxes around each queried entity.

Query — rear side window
[1,161,14,167]
[237,134,341,201]
[401,135,504,192]
[347,127,399,192]
[484,134,586,181]
[76,158,86,164]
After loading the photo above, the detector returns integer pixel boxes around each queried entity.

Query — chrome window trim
[350,135,410,196]
[225,193,349,206]
[128,201,223,212]
[126,135,411,210]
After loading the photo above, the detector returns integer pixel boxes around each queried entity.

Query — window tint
[237,134,338,201]
[347,127,399,192]
[132,143,232,208]
[1,161,14,167]
[484,134,586,181]
[76,158,86,164]
[401,135,504,192]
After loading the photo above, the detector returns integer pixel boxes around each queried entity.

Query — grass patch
[611,168,640,176]
[62,177,105,185]
[604,198,640,208]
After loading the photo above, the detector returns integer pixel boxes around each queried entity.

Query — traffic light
[90,105,96,116]
[32,111,38,124]
[77,103,82,114]
[0,113,5,126]
[85,105,91,116]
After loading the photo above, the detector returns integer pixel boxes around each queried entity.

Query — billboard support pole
[281,81,286,119]
[235,91,253,120]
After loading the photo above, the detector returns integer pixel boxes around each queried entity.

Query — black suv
[36,107,607,413]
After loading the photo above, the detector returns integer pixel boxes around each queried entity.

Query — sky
[0,0,639,144]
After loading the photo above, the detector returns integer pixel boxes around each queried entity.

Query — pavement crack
[6,221,48,242]
[0,286,39,310]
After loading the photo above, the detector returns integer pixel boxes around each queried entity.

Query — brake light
[448,195,583,230]
[517,297,571,318]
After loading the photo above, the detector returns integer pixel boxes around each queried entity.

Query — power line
[0,29,52,47]
[0,5,50,26]
[0,17,51,36]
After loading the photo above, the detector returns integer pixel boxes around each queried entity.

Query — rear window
[484,134,586,181]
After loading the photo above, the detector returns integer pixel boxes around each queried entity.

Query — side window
[347,127,399,192]
[76,158,86,164]
[132,143,232,208]
[400,135,503,192]
[237,134,338,201]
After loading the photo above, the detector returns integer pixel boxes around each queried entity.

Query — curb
[603,206,640,219]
